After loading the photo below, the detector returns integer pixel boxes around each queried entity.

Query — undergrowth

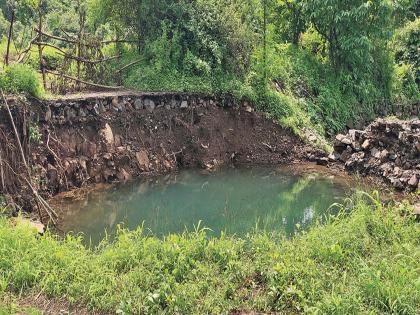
[0,193,418,314]
[0,64,44,98]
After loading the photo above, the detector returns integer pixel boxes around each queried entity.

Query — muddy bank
[0,92,316,217]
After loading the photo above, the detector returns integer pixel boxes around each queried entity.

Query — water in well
[57,166,355,245]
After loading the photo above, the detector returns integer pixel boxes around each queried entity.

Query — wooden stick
[56,52,121,64]
[33,41,66,55]
[117,59,142,73]
[1,90,31,177]
[0,149,5,191]
[34,27,78,44]
[44,69,123,90]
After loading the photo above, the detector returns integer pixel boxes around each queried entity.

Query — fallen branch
[17,35,38,63]
[44,69,123,90]
[116,59,142,73]
[34,27,78,44]
[56,52,121,64]
[101,39,137,45]
[33,41,66,55]
[1,91,30,177]
[0,149,5,191]
[172,149,183,164]
[46,132,69,190]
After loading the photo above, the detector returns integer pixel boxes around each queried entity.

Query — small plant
[28,124,42,144]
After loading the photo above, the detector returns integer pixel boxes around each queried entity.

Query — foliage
[0,195,418,314]
[0,9,7,38]
[393,18,420,84]
[0,64,44,97]
[302,0,393,72]
[0,0,418,135]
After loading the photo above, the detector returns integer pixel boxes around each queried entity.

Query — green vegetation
[0,0,418,136]
[0,194,418,314]
[0,64,44,97]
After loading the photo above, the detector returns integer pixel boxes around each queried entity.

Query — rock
[316,157,329,166]
[47,164,59,187]
[348,129,364,142]
[415,142,420,153]
[134,99,144,110]
[244,105,253,113]
[393,167,403,177]
[370,147,381,159]
[408,175,418,188]
[380,149,389,161]
[99,123,114,147]
[328,152,340,161]
[99,103,106,113]
[136,150,150,171]
[345,152,365,169]
[117,168,132,182]
[336,134,352,145]
[380,163,393,176]
[361,139,370,150]
[414,203,420,216]
[45,108,52,122]
[144,99,156,113]
[391,177,404,190]
[111,97,120,111]
[180,101,188,109]
[340,146,353,162]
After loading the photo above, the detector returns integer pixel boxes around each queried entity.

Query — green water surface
[58,167,352,245]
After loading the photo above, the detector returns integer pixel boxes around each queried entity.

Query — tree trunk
[38,1,47,90]
[5,10,15,66]
[263,0,267,83]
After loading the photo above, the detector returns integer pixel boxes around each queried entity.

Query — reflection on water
[57,167,353,245]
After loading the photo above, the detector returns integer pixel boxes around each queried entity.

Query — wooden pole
[44,69,123,90]
[0,149,5,192]
[38,0,47,90]
[5,10,15,66]
[263,0,267,83]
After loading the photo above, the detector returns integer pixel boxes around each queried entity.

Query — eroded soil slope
[0,93,315,213]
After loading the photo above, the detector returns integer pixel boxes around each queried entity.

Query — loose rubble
[331,118,419,192]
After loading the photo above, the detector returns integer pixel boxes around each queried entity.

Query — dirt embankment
[0,92,316,216]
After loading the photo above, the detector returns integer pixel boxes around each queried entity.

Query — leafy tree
[302,0,393,72]
[0,9,8,38]
[273,0,307,44]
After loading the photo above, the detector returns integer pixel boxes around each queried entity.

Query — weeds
[0,193,418,314]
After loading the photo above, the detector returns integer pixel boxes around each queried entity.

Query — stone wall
[41,93,237,125]
[331,118,420,191]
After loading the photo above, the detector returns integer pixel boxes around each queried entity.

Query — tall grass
[0,193,418,314]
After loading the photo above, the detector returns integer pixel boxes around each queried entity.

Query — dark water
[57,167,352,245]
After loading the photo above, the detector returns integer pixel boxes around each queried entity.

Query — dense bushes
[1,0,418,136]
[0,194,418,314]
[0,64,44,97]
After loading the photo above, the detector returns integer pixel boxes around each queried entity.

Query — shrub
[0,64,44,98]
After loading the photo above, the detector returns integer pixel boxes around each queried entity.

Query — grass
[0,193,418,314]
